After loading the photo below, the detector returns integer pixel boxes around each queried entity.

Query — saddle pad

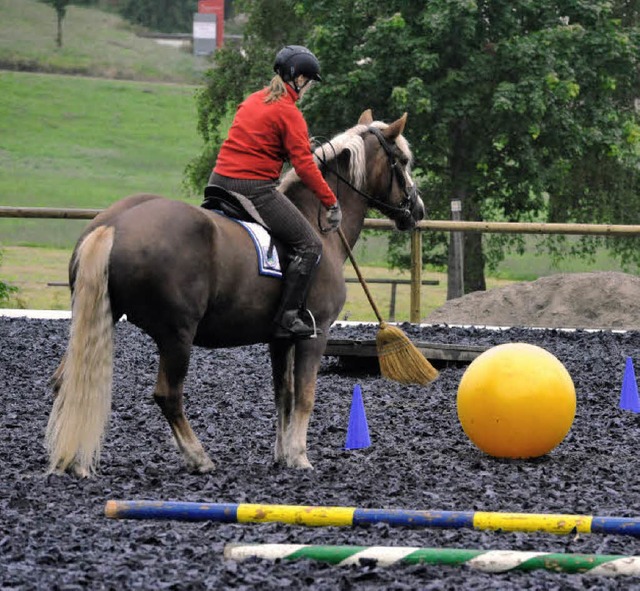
[236,220,283,278]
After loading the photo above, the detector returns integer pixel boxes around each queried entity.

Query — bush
[0,250,17,305]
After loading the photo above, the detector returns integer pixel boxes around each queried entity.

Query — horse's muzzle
[395,209,417,231]
[395,187,424,231]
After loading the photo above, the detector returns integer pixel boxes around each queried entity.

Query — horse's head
[358,109,425,231]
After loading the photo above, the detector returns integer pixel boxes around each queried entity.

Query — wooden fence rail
[2,207,640,236]
[3,206,640,321]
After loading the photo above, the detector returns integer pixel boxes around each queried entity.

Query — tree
[119,0,199,33]
[41,0,71,47]
[189,1,640,295]
[300,0,640,294]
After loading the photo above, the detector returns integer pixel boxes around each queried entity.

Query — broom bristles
[376,323,439,385]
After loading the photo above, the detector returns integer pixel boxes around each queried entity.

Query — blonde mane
[279,120,413,193]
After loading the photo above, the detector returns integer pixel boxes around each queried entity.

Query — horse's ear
[383,113,408,141]
[358,109,374,125]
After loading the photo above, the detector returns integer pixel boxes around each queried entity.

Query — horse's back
[80,195,280,344]
[95,197,212,327]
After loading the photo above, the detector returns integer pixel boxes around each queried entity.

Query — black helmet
[274,45,321,83]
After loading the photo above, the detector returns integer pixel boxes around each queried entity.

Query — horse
[45,109,425,477]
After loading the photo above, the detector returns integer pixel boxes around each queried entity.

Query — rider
[208,45,342,339]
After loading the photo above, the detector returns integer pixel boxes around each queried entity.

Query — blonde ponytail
[264,75,288,104]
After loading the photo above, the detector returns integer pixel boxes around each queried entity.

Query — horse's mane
[279,120,413,194]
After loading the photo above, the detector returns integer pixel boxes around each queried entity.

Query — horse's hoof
[70,464,92,478]
[191,458,215,474]
[48,460,92,478]
[286,457,314,470]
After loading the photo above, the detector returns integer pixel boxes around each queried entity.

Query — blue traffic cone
[620,357,640,412]
[345,384,371,450]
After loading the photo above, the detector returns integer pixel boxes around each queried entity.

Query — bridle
[315,127,419,233]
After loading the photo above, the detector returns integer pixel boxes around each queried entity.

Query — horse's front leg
[154,338,215,474]
[269,340,295,464]
[283,338,326,469]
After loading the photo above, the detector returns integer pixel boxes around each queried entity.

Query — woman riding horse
[209,45,342,340]
[46,108,425,477]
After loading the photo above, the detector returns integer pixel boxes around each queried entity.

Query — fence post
[389,282,397,322]
[448,198,464,299]
[410,229,422,323]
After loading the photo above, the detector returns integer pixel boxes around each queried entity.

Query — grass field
[0,70,204,246]
[0,0,208,83]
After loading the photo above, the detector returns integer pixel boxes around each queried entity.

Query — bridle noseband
[315,126,419,233]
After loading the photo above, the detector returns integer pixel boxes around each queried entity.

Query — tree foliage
[118,0,198,33]
[189,1,640,290]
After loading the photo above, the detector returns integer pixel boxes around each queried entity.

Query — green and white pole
[223,544,640,577]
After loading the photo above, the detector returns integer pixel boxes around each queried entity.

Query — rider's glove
[326,202,342,231]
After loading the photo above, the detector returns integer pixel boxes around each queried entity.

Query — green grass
[1,246,72,310]
[0,0,209,83]
[491,235,639,280]
[0,70,204,246]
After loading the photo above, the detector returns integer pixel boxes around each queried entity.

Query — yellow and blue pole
[105,500,640,537]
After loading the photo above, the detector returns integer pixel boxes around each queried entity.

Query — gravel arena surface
[2,314,640,590]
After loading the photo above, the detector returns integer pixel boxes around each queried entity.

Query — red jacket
[214,85,337,208]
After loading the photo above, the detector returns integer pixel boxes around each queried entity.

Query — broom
[338,228,439,385]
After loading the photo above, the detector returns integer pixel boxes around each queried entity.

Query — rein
[314,127,417,234]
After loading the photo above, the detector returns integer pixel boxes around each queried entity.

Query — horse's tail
[45,225,115,477]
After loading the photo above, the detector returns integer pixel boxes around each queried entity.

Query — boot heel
[273,310,323,340]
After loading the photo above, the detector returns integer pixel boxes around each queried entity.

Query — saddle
[202,185,285,277]
[202,185,269,229]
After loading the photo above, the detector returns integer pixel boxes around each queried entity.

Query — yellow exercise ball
[457,343,576,458]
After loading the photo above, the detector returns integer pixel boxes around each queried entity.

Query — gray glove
[326,202,342,231]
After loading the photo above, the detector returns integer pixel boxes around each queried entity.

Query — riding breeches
[208,173,323,265]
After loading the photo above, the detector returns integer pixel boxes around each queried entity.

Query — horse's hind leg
[50,352,67,396]
[270,340,295,464]
[153,340,215,474]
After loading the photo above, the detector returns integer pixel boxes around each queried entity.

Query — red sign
[198,0,224,48]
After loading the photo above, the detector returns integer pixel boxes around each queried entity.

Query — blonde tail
[45,225,115,477]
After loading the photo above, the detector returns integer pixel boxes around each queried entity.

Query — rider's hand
[326,202,342,231]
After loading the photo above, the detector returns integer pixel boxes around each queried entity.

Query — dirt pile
[426,271,640,330]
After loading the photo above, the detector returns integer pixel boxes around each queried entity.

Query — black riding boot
[273,254,322,339]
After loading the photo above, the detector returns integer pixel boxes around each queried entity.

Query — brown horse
[45,109,425,477]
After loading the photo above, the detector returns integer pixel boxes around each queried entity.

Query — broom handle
[338,228,386,325]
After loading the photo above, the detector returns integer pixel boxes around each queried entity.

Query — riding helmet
[273,45,322,83]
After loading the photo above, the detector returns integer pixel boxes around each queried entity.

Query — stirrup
[273,309,322,340]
